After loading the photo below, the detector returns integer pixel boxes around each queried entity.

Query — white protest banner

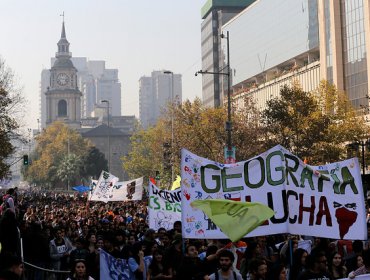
[338,275,370,280]
[108,177,144,202]
[148,181,181,230]
[89,171,119,202]
[181,145,367,240]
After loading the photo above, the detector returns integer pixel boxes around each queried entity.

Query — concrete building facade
[221,0,370,112]
[200,0,256,108]
[139,71,182,129]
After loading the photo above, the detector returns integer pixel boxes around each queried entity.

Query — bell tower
[45,18,82,128]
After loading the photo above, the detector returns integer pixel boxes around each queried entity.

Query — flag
[171,175,181,190]
[100,249,130,280]
[191,199,274,242]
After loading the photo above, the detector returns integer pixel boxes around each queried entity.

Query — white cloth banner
[148,181,181,230]
[181,145,368,240]
[107,177,144,202]
[89,171,119,203]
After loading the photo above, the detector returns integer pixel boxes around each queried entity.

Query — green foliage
[80,146,108,180]
[123,97,264,187]
[23,121,103,188]
[262,81,368,164]
[0,59,21,179]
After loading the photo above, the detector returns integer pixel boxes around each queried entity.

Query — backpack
[215,270,237,280]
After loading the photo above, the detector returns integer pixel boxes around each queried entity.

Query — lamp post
[195,31,233,163]
[101,100,110,172]
[348,140,370,175]
[163,71,175,184]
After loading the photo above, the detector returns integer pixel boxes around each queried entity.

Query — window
[58,100,67,116]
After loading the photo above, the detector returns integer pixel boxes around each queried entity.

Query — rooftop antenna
[257,53,267,73]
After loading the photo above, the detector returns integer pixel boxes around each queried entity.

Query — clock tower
[45,20,82,128]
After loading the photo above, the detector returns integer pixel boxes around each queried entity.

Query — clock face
[56,73,70,86]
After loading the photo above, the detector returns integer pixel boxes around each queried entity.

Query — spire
[61,21,66,39]
[56,12,71,59]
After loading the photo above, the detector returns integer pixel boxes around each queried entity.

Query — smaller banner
[149,181,181,230]
[100,249,152,280]
[108,177,144,202]
[89,171,119,202]
[100,249,130,280]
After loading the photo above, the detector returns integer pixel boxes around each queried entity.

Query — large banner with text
[148,181,181,230]
[181,145,367,240]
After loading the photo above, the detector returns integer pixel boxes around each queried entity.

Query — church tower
[45,20,82,128]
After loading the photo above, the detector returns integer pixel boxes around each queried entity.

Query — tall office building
[200,0,256,108]
[139,71,182,129]
[220,0,370,113]
[40,28,121,129]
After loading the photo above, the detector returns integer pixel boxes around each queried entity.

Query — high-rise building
[220,0,370,113]
[40,27,121,129]
[139,71,182,129]
[200,0,256,108]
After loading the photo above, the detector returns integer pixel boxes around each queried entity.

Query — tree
[262,81,368,164]
[57,153,83,189]
[0,58,24,179]
[80,146,108,180]
[24,122,92,188]
[123,97,264,186]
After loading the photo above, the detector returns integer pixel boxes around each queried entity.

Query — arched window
[58,100,67,116]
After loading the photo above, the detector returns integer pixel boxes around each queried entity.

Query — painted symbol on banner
[195,191,202,199]
[183,179,190,188]
[185,154,192,162]
[155,211,173,230]
[184,166,192,175]
[195,229,205,236]
[195,221,202,229]
[126,181,136,200]
[204,213,217,230]
[333,201,358,239]
[224,192,241,201]
[184,190,191,200]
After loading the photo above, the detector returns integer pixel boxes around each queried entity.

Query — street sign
[224,146,236,164]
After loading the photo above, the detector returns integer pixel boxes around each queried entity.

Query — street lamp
[348,140,370,175]
[101,100,110,172]
[163,71,175,184]
[195,31,233,163]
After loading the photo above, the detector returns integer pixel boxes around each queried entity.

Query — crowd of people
[0,187,369,280]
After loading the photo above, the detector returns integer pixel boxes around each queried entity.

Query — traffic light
[23,155,29,165]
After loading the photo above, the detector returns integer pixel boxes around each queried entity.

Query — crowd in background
[0,187,369,280]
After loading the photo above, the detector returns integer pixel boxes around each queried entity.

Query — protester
[327,251,347,279]
[176,244,205,280]
[147,250,172,280]
[297,249,331,280]
[288,248,308,280]
[208,249,243,280]
[0,253,24,280]
[348,249,370,279]
[66,259,95,280]
[49,227,74,271]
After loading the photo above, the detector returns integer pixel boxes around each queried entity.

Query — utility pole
[195,31,234,163]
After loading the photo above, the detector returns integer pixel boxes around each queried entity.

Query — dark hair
[249,257,267,273]
[218,249,235,262]
[307,249,326,269]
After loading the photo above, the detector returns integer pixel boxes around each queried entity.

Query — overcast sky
[0,1,205,130]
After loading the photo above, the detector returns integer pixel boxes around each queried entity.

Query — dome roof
[52,58,74,68]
